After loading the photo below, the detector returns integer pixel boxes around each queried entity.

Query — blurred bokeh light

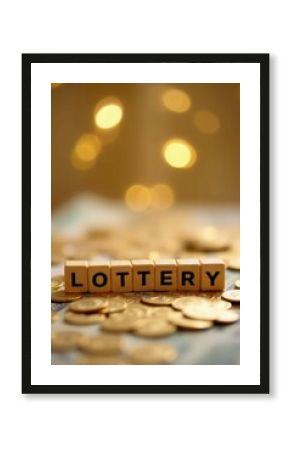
[124,183,175,212]
[162,138,197,169]
[70,134,102,171]
[193,110,220,134]
[125,184,151,211]
[51,83,240,209]
[162,88,191,113]
[151,184,175,209]
[95,97,123,130]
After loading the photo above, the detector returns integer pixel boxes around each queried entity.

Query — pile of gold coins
[51,211,240,364]
[51,277,240,364]
[51,211,240,264]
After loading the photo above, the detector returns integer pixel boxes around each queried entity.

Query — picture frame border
[22,53,269,394]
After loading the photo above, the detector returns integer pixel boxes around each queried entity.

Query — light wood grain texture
[88,261,111,293]
[200,258,225,291]
[176,258,200,291]
[131,259,155,291]
[111,260,132,292]
[154,259,177,291]
[64,260,88,292]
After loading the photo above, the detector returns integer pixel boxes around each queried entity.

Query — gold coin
[183,236,230,252]
[51,291,83,302]
[51,275,64,288]
[51,275,64,283]
[172,297,231,311]
[198,291,225,300]
[222,290,240,303]
[168,311,213,330]
[149,306,174,318]
[99,292,142,305]
[51,286,64,295]
[228,258,240,270]
[64,311,106,325]
[183,305,218,321]
[78,334,122,355]
[141,296,174,306]
[123,297,142,305]
[235,280,240,289]
[101,316,147,332]
[51,280,64,290]
[119,304,150,318]
[76,355,131,365]
[122,297,142,305]
[52,330,84,352]
[69,297,108,313]
[172,296,203,310]
[134,319,176,337]
[100,298,127,314]
[122,293,143,303]
[129,343,177,364]
[215,309,240,324]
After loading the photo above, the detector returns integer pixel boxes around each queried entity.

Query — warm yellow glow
[151,184,175,209]
[95,99,123,130]
[124,185,151,212]
[201,226,218,239]
[71,134,101,171]
[162,88,191,113]
[162,139,197,169]
[194,110,220,134]
[70,152,96,171]
[75,134,101,161]
[51,83,62,88]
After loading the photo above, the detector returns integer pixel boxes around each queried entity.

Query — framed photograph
[22,53,269,394]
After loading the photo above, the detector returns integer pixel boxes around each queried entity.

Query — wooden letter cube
[65,260,88,292]
[88,261,111,293]
[176,258,200,291]
[111,260,132,292]
[200,258,225,291]
[131,259,155,291]
[154,259,177,291]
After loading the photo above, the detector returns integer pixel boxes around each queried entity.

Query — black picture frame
[22,53,269,394]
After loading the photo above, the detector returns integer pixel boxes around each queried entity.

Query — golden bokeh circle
[193,110,220,134]
[150,184,175,209]
[71,134,102,171]
[162,88,191,113]
[95,97,123,130]
[162,138,197,169]
[124,184,151,212]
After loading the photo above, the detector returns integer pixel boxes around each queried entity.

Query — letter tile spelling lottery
[64,260,88,293]
[176,258,200,291]
[88,261,111,293]
[110,260,133,293]
[131,259,155,292]
[64,258,225,293]
[199,258,225,291]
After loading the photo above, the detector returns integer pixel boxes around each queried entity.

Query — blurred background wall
[51,83,240,211]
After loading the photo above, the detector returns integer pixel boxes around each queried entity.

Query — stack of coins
[51,287,240,364]
[51,211,240,364]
